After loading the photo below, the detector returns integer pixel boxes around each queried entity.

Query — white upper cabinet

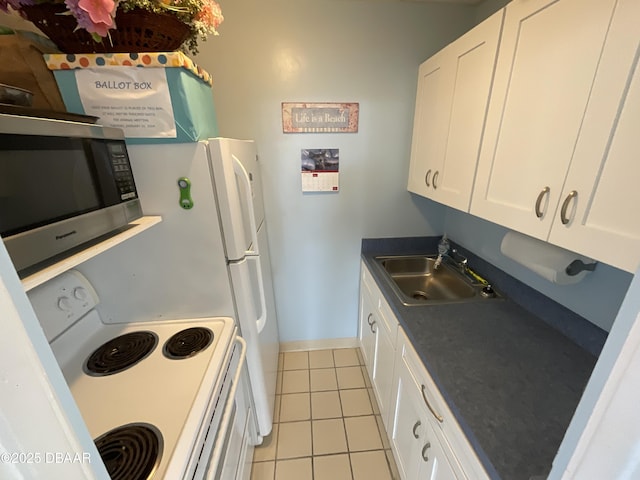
[547,1,640,273]
[408,9,503,211]
[471,0,617,237]
[471,0,640,273]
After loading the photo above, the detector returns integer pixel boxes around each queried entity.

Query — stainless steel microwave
[0,113,143,273]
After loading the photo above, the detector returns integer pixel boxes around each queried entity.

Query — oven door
[213,361,256,480]
[189,336,257,480]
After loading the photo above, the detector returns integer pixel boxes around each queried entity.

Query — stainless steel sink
[374,255,498,306]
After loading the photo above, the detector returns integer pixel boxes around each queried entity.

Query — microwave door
[0,131,142,273]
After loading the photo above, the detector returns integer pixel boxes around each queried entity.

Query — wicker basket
[22,4,191,54]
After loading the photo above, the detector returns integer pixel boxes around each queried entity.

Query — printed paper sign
[75,68,177,138]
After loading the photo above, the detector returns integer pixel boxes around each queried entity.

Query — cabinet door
[391,347,428,480]
[408,10,503,212]
[471,0,617,239]
[417,421,459,480]
[407,49,452,198]
[547,0,640,273]
[429,10,503,212]
[373,307,396,430]
[391,338,461,480]
[358,283,378,378]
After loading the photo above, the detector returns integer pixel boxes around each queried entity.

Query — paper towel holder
[565,259,597,276]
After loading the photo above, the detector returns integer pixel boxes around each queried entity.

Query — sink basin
[374,255,496,306]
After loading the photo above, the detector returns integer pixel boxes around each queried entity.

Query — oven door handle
[205,335,247,480]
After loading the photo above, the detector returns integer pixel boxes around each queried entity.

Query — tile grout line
[252,348,397,480]
[307,352,316,480]
[334,348,356,480]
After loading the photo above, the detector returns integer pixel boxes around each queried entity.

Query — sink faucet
[434,235,450,270]
[434,234,468,274]
[447,249,468,273]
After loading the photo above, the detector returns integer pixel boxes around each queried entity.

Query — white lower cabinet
[359,261,489,480]
[392,329,491,480]
[358,279,377,376]
[358,262,398,429]
[391,330,464,480]
[374,303,396,430]
[418,423,459,480]
[392,338,460,479]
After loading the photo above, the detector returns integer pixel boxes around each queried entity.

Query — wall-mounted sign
[282,102,358,133]
[301,149,339,192]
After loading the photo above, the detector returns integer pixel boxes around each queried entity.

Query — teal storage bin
[45,52,219,144]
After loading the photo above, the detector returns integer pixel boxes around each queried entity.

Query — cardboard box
[0,33,66,111]
[45,52,219,144]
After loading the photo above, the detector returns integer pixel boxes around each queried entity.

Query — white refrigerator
[77,139,279,442]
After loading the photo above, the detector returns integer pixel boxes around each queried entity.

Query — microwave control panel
[108,142,137,201]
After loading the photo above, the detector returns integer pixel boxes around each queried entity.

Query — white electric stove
[28,270,254,480]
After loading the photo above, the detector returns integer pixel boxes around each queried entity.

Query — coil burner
[85,331,158,376]
[163,327,214,359]
[94,423,163,480]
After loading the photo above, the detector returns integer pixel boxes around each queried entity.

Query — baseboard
[279,337,360,352]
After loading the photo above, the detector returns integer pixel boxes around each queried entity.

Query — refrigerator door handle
[232,154,259,256]
[247,255,268,334]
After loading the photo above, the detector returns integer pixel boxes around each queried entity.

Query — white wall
[193,0,477,342]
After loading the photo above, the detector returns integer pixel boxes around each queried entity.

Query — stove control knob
[57,296,72,312]
[73,287,88,301]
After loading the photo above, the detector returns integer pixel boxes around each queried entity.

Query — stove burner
[163,327,214,359]
[95,423,162,480]
[85,331,158,376]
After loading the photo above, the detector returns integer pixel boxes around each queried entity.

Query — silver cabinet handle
[432,171,439,189]
[422,442,431,462]
[535,186,550,218]
[560,190,578,225]
[412,420,421,439]
[421,385,443,423]
[425,169,432,187]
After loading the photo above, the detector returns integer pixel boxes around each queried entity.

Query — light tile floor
[250,348,400,480]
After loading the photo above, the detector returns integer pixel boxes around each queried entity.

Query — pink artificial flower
[65,0,115,37]
[78,0,115,26]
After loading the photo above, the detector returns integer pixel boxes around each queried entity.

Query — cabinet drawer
[400,331,451,432]
[398,329,489,480]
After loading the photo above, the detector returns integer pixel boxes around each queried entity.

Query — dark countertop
[361,237,605,480]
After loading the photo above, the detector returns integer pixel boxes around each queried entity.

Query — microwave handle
[232,154,259,256]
